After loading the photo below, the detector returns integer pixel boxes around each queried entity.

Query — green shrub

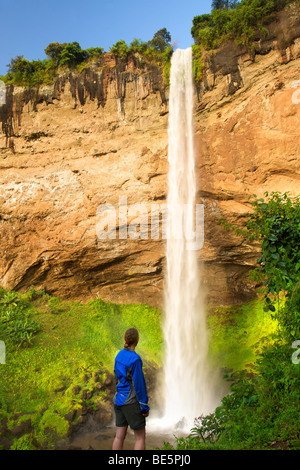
[2,41,104,86]
[10,434,36,450]
[192,45,205,85]
[220,192,300,313]
[0,289,41,347]
[110,40,130,59]
[84,47,104,58]
[4,55,57,86]
[44,42,67,64]
[59,41,88,67]
[129,38,148,54]
[168,358,300,450]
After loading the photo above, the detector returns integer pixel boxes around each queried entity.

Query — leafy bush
[85,47,104,57]
[44,42,67,64]
[192,45,205,85]
[4,56,57,87]
[45,41,104,67]
[109,39,130,59]
[212,0,240,8]
[190,405,227,444]
[246,193,300,304]
[59,41,88,67]
[168,359,300,450]
[0,288,41,347]
[129,38,148,54]
[220,192,300,312]
[10,434,36,450]
[109,28,173,85]
[109,28,172,59]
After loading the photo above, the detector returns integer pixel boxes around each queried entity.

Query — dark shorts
[114,402,145,430]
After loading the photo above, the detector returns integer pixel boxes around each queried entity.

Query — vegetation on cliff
[109,28,173,84]
[191,0,295,84]
[192,0,293,49]
[0,28,173,88]
[0,1,296,89]
[1,42,104,88]
[165,192,300,450]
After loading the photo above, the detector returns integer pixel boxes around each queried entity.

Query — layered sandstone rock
[194,2,300,304]
[0,4,299,307]
[0,55,169,306]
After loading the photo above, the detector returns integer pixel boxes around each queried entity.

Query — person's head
[124,328,139,349]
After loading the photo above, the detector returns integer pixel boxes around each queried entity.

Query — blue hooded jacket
[114,348,150,414]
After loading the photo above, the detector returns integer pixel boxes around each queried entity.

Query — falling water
[159,48,217,429]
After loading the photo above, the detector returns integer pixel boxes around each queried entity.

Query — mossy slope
[0,288,162,449]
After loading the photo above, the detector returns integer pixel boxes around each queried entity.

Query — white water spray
[156,48,217,430]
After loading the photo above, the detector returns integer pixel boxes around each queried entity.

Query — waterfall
[160,48,216,429]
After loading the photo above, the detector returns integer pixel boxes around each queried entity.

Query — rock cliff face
[0,54,169,306]
[194,3,300,305]
[0,4,300,307]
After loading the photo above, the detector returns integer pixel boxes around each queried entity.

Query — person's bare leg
[134,427,146,450]
[112,425,128,450]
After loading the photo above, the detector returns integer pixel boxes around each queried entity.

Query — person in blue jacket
[112,328,150,450]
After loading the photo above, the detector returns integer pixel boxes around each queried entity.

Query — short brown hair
[124,328,139,348]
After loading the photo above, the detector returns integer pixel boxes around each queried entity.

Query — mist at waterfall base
[148,48,222,435]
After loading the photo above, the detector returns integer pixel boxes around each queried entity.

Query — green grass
[0,288,162,448]
[207,298,279,372]
[0,293,163,411]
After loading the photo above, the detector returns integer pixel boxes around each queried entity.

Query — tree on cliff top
[108,29,173,86]
[110,28,172,58]
[211,0,239,9]
[110,40,130,59]
[45,41,104,67]
[44,42,67,64]
[150,28,172,53]
[5,55,54,87]
[59,42,88,67]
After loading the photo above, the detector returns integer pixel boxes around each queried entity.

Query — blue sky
[0,0,212,75]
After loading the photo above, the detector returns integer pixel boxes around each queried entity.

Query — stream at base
[61,421,185,450]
